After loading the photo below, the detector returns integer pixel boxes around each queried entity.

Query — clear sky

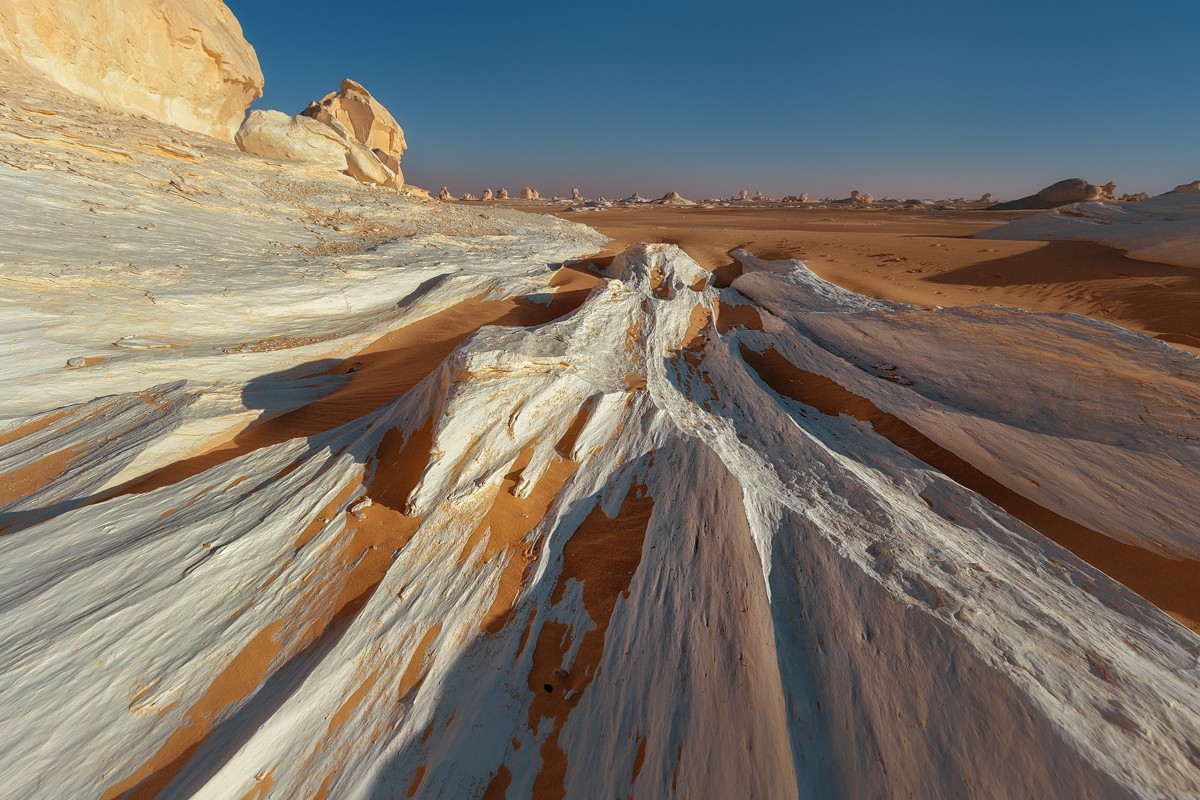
[226,0,1200,201]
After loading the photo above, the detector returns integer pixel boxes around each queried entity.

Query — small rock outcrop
[460,192,477,201]
[0,0,263,140]
[301,79,406,180]
[979,193,993,203]
[481,188,494,201]
[1099,181,1117,200]
[496,188,510,200]
[989,178,1105,210]
[1119,192,1149,202]
[520,186,540,200]
[655,191,695,206]
[571,187,583,201]
[438,186,452,201]
[235,110,398,188]
[851,190,874,205]
[1169,180,1200,194]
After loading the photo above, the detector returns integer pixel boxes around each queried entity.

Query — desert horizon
[0,2,1197,799]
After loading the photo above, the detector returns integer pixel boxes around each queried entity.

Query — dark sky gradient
[226,0,1200,200]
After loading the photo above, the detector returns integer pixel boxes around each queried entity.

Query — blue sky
[226,1,1200,200]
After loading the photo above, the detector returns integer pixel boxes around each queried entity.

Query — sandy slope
[1,69,1198,800]
[546,205,1200,352]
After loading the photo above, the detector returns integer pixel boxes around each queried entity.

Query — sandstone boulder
[990,178,1105,210]
[301,79,406,179]
[0,0,263,140]
[236,110,398,188]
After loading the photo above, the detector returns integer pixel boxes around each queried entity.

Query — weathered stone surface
[236,110,398,188]
[496,188,509,200]
[438,186,452,201]
[990,178,1105,210]
[482,188,494,201]
[0,0,263,140]
[571,187,583,201]
[301,79,406,177]
[520,186,540,200]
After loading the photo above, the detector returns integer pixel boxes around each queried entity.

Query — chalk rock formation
[301,79,406,179]
[520,186,540,200]
[656,191,696,206]
[236,110,399,188]
[571,187,583,201]
[460,192,477,201]
[438,186,452,201]
[1099,181,1117,200]
[0,0,263,140]
[1119,192,1149,202]
[850,190,874,205]
[981,180,1200,267]
[990,178,1104,210]
[738,189,749,201]
[482,188,494,201]
[496,188,510,200]
[979,193,993,203]
[753,190,768,201]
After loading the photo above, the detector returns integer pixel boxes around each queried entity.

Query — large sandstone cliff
[0,0,263,140]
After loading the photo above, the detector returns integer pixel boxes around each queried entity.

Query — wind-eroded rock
[236,110,398,188]
[301,79,406,179]
[990,178,1106,210]
[520,186,540,200]
[0,0,263,140]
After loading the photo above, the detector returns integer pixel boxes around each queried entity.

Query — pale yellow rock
[0,0,262,141]
[236,109,399,188]
[301,79,406,178]
[520,186,540,200]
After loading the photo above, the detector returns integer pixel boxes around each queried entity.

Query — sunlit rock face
[236,109,400,188]
[301,79,407,180]
[0,0,263,140]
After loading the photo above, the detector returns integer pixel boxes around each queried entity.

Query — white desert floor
[0,70,1198,800]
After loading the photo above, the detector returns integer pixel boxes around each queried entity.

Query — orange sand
[548,205,1200,352]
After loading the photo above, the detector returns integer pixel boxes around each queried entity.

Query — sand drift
[1,239,1198,798]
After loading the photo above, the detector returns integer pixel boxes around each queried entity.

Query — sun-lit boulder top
[0,0,262,141]
[301,78,407,176]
